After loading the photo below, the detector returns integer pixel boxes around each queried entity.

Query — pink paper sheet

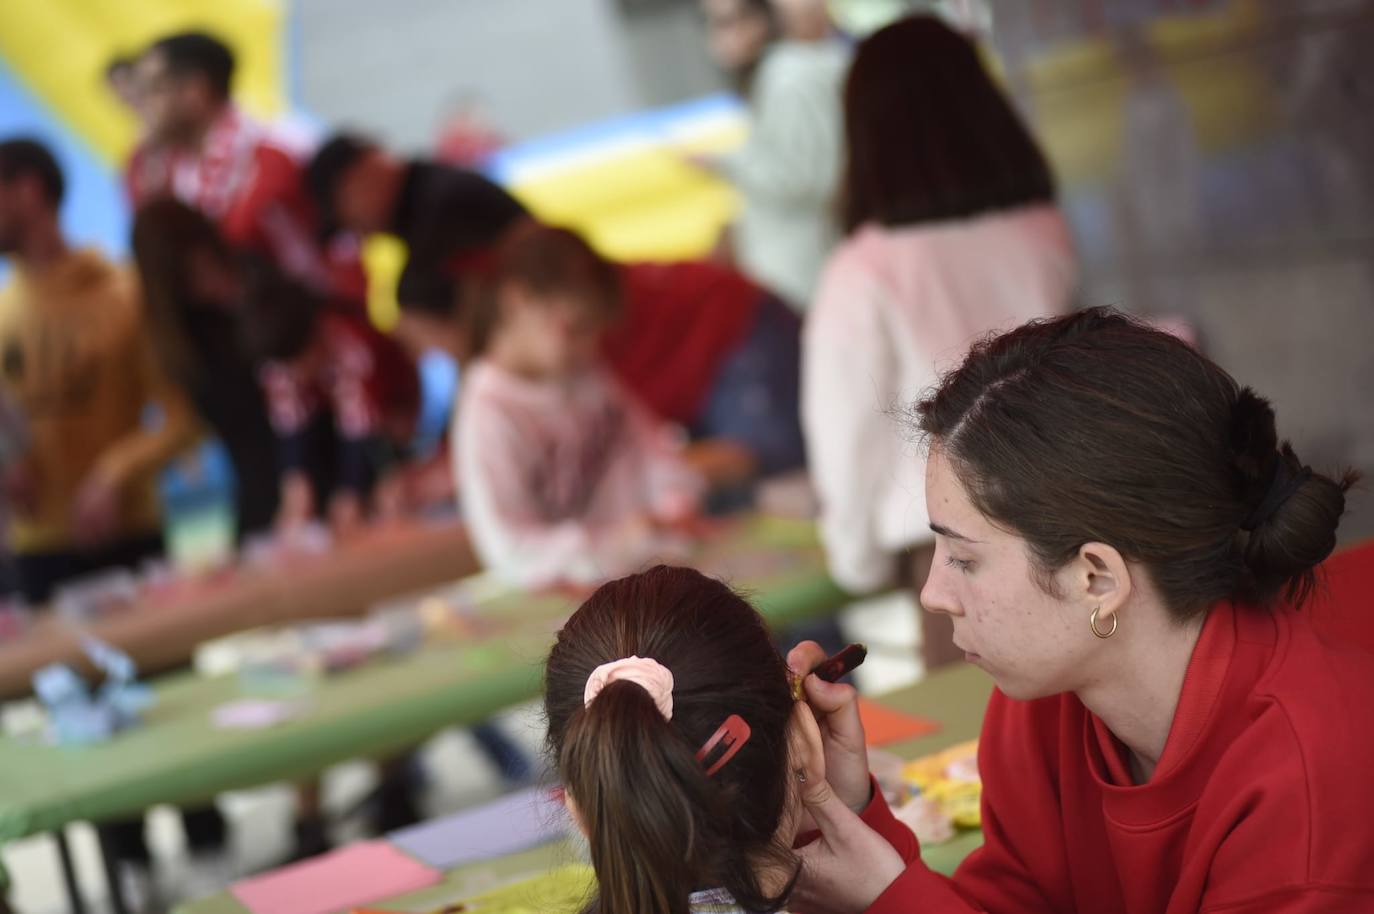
[230,841,440,914]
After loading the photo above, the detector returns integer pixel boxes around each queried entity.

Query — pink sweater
[802,206,1076,592]
[454,360,703,588]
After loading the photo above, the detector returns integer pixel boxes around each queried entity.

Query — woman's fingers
[795,779,907,914]
[789,640,873,812]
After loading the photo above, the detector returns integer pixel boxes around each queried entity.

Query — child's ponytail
[561,678,720,914]
[545,566,801,914]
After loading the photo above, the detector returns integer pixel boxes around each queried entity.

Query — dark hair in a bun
[1229,390,1354,606]
[916,307,1359,619]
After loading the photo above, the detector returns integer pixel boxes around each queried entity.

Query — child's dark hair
[916,307,1357,617]
[465,222,621,358]
[544,565,798,914]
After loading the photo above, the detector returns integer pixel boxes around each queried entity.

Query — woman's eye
[944,555,974,574]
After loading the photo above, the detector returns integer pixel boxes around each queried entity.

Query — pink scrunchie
[583,656,674,721]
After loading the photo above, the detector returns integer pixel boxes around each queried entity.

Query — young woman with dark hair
[545,564,825,914]
[697,0,848,307]
[788,308,1374,913]
[802,15,1075,670]
[131,197,280,537]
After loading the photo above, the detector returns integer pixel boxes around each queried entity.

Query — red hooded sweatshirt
[861,599,1374,913]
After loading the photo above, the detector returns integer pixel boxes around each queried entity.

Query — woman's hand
[793,773,907,914]
[787,670,905,914]
[788,640,873,813]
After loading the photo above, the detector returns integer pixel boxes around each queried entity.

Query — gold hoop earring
[1090,605,1117,639]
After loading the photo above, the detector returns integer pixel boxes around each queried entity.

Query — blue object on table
[32,636,155,746]
[160,439,237,570]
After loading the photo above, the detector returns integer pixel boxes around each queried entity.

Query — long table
[0,520,478,700]
[0,516,850,894]
[172,662,996,914]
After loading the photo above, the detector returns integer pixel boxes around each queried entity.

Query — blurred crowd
[0,0,1075,865]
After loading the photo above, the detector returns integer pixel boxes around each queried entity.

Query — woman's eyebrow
[930,522,983,544]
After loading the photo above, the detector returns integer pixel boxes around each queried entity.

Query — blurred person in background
[0,136,229,873]
[128,31,355,299]
[238,276,420,537]
[389,226,806,500]
[104,54,144,119]
[802,16,1076,669]
[132,198,281,539]
[310,137,806,497]
[0,139,198,604]
[453,224,704,588]
[696,0,849,309]
[306,132,527,319]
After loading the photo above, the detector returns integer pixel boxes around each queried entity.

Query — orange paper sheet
[858,697,940,747]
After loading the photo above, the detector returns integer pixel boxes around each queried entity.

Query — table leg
[53,829,87,914]
[94,829,130,914]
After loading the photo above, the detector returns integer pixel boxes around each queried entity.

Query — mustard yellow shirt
[0,248,198,553]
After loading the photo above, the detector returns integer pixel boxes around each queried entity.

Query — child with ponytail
[544,564,827,914]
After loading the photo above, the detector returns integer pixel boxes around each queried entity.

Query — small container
[161,440,237,574]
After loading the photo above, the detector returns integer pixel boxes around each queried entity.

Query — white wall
[296,0,722,152]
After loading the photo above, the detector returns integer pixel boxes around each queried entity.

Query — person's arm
[73,324,199,543]
[1201,889,1374,913]
[619,384,704,524]
[88,328,199,496]
[718,52,843,206]
[789,642,1067,914]
[325,323,417,533]
[802,255,903,593]
[227,146,333,294]
[260,359,320,527]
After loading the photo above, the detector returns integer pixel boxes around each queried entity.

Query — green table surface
[0,516,849,850]
[174,662,995,914]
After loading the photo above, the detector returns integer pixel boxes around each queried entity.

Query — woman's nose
[921,563,961,618]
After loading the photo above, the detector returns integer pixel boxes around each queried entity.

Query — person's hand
[71,473,121,547]
[370,473,406,525]
[789,640,873,814]
[328,491,364,539]
[793,769,908,914]
[399,455,456,510]
[276,472,315,532]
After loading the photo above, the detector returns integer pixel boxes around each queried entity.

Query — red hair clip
[695,714,752,777]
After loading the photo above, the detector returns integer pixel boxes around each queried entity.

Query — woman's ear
[1073,541,1133,626]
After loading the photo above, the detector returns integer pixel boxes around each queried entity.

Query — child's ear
[787,701,826,785]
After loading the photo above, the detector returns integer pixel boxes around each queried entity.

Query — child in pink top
[454,225,703,587]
